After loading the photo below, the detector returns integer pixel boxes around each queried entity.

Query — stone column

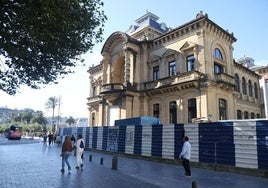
[124,51,131,84]
[102,53,111,84]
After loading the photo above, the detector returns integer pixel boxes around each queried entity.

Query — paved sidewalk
[0,141,267,188]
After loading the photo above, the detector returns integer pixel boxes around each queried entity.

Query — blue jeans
[62,152,71,169]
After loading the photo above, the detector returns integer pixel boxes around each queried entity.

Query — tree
[0,0,107,95]
[66,116,75,127]
[31,111,47,126]
[45,96,58,131]
[22,111,33,124]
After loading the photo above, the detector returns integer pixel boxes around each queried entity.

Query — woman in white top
[75,134,84,170]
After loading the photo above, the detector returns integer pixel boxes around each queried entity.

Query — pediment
[162,49,177,57]
[180,41,197,51]
[148,55,161,63]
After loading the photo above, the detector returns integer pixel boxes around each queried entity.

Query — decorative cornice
[101,31,139,54]
[88,62,103,74]
[148,13,236,50]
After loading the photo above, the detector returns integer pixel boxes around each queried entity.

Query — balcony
[87,96,102,104]
[144,71,200,90]
[215,73,235,86]
[100,83,125,95]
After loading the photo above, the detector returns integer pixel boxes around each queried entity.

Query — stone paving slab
[0,140,268,188]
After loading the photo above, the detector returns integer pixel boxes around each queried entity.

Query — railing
[144,71,200,90]
[100,83,125,94]
[87,96,102,104]
[215,73,235,85]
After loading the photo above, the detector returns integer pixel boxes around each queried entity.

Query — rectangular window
[92,86,97,97]
[169,61,176,77]
[186,55,195,71]
[214,63,224,74]
[153,66,159,80]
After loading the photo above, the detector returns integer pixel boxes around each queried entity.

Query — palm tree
[66,116,75,127]
[45,97,58,132]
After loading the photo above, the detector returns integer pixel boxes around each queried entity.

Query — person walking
[60,135,73,173]
[48,132,53,146]
[43,132,47,146]
[75,134,84,170]
[179,136,191,178]
[71,135,76,156]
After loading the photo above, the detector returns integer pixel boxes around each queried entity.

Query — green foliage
[0,0,107,95]
[66,116,75,126]
[45,97,58,110]
[31,111,47,125]
[0,124,9,134]
[3,109,48,133]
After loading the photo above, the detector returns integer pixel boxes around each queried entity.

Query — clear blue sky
[1,0,267,118]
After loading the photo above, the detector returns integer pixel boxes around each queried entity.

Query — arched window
[213,48,223,60]
[213,48,224,74]
[237,110,242,119]
[169,101,177,123]
[242,77,247,95]
[244,111,249,119]
[188,98,197,122]
[234,74,240,92]
[219,98,227,120]
[153,103,160,118]
[250,112,255,119]
[254,82,258,98]
[91,113,95,126]
[248,80,253,97]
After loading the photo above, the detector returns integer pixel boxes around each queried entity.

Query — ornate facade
[87,11,264,126]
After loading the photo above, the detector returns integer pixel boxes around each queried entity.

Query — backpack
[80,140,84,148]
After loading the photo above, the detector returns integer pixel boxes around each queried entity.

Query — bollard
[192,181,197,188]
[112,155,118,170]
[100,157,103,165]
[89,154,92,162]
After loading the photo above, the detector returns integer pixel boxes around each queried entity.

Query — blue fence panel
[77,127,83,138]
[216,122,235,165]
[118,126,126,153]
[216,122,234,143]
[92,127,98,149]
[256,120,268,170]
[216,143,235,165]
[62,127,72,136]
[102,127,108,150]
[85,127,90,148]
[199,123,216,164]
[151,125,163,157]
[134,125,142,155]
[107,127,118,152]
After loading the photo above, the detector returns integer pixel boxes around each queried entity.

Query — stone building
[237,56,268,118]
[87,11,264,126]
